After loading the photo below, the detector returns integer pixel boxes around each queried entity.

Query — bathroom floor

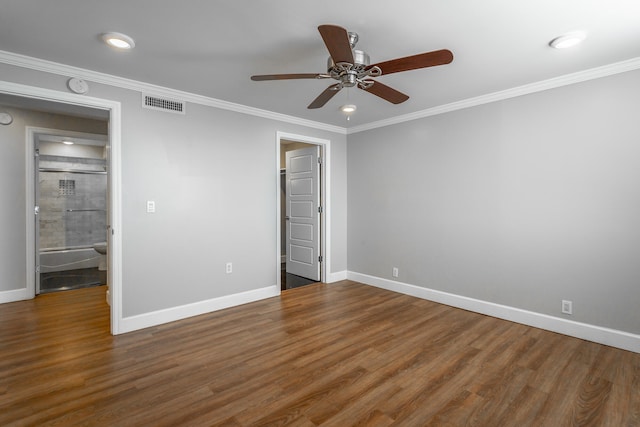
[281,264,318,290]
[40,268,106,294]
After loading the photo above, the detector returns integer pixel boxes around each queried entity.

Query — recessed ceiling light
[549,31,587,49]
[62,140,74,145]
[101,32,135,50]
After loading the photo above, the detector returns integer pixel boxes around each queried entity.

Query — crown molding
[2,49,639,136]
[0,50,347,135]
[347,56,640,134]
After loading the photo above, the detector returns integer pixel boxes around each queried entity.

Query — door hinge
[318,206,323,213]
[34,205,40,215]
[35,148,40,157]
[318,256,323,263]
[317,156,322,164]
[36,265,40,273]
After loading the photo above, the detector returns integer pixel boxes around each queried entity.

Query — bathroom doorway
[0,81,123,334]
[33,129,109,294]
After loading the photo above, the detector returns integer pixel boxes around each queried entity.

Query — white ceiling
[1,0,639,128]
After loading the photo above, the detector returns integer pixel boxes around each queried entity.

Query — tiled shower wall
[39,156,107,250]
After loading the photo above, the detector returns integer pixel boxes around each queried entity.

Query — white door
[285,146,320,281]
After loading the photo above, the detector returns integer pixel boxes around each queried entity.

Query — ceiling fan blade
[368,49,453,75]
[251,73,328,81]
[360,80,409,104]
[308,84,342,109]
[318,25,354,64]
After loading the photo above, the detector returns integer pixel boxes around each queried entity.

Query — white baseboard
[326,270,348,283]
[0,288,30,304]
[348,271,640,354]
[118,285,280,334]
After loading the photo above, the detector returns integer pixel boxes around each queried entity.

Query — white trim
[0,288,30,304]
[119,285,280,334]
[0,50,345,135]
[25,127,35,298]
[347,56,640,134]
[276,132,331,287]
[2,50,639,136]
[0,80,123,335]
[348,271,640,354]
[326,270,348,283]
[108,101,123,335]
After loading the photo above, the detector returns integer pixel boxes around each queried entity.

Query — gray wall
[348,69,640,334]
[0,62,347,318]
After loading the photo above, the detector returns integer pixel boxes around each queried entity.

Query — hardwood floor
[1,281,638,426]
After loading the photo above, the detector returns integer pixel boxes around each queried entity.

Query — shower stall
[37,141,107,293]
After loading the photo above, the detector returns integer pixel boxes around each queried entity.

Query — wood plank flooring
[1,281,639,426]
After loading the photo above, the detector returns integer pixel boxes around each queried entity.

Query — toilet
[93,242,110,305]
[93,242,107,271]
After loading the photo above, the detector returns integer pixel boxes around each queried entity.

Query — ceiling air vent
[142,94,186,114]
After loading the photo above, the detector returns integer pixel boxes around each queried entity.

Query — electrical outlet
[562,300,573,315]
[392,267,399,278]
[146,200,156,213]
[226,262,233,274]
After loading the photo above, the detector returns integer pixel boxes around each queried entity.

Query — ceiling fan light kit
[251,24,453,111]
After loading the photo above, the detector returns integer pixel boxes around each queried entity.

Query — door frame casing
[276,131,331,289]
[0,80,123,335]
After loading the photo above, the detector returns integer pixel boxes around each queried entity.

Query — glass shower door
[38,168,107,293]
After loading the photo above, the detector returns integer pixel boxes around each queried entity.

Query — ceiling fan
[251,24,454,109]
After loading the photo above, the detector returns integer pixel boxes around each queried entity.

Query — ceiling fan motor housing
[327,49,373,87]
[327,49,370,71]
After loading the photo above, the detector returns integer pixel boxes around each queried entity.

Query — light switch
[146,200,156,213]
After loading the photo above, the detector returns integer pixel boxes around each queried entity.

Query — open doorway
[0,82,122,334]
[277,132,331,291]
